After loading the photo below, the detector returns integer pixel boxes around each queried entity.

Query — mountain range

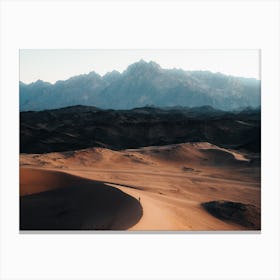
[20,60,261,111]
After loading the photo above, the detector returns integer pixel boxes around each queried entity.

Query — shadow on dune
[201,200,260,230]
[199,149,248,167]
[20,169,143,230]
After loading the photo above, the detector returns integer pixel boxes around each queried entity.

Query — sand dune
[20,168,142,230]
[20,142,260,230]
[21,142,252,170]
[20,168,78,196]
[202,200,260,229]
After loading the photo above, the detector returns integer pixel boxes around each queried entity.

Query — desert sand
[20,168,142,230]
[20,142,261,230]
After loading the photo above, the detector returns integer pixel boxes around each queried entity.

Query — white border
[1,1,280,280]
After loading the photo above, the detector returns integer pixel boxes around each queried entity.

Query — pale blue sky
[20,49,260,84]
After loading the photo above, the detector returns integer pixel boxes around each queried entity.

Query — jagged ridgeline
[20,60,260,111]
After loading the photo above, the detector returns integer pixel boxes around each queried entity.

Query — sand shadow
[20,168,143,230]
[201,200,260,230]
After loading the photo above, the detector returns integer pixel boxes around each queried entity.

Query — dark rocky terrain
[20,105,261,154]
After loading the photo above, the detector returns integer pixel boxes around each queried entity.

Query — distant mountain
[20,105,261,154]
[20,60,261,111]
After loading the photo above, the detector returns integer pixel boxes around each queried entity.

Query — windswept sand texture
[20,142,260,230]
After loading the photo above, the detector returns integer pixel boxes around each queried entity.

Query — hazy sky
[20,49,260,84]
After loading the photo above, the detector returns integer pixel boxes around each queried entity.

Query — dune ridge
[21,142,253,169]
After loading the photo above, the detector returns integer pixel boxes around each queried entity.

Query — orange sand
[20,142,260,230]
